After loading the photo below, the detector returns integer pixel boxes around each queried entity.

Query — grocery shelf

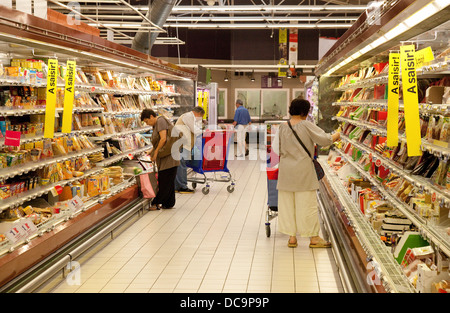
[333,59,450,92]
[0,126,104,148]
[90,126,152,141]
[340,134,450,204]
[0,147,104,180]
[96,145,153,167]
[319,158,416,293]
[0,106,104,117]
[0,167,104,213]
[333,148,450,258]
[333,101,450,116]
[335,116,450,158]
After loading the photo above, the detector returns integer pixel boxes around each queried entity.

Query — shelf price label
[400,45,422,157]
[68,195,84,212]
[44,59,58,139]
[5,219,37,244]
[387,52,400,147]
[415,46,434,69]
[62,60,77,133]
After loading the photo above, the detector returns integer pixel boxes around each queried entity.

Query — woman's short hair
[141,108,157,121]
[192,106,205,115]
[289,98,311,117]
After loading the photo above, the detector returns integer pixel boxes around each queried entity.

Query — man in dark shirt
[232,99,251,157]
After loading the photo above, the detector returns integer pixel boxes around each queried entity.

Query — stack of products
[326,151,449,292]
[336,62,388,88]
[0,134,96,169]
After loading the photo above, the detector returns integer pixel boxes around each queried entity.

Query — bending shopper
[141,109,180,210]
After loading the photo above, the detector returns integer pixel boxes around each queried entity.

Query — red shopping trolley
[186,129,235,195]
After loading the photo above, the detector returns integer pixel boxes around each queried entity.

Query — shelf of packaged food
[0,176,137,258]
[101,104,180,117]
[0,126,104,148]
[332,101,450,116]
[96,145,153,167]
[0,167,104,213]
[334,59,450,92]
[319,157,416,293]
[90,126,152,142]
[0,146,103,180]
[0,106,104,117]
[0,76,182,97]
[333,147,450,258]
[341,134,450,204]
[334,116,450,158]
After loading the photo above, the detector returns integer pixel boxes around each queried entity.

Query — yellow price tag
[44,59,58,139]
[415,46,434,68]
[400,45,422,156]
[62,60,76,133]
[387,52,400,147]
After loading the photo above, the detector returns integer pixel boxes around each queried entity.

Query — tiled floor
[45,149,344,293]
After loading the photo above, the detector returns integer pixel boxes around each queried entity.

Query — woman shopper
[141,109,180,210]
[272,98,340,248]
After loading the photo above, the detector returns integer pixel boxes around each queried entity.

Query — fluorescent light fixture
[171,5,367,12]
[166,16,358,22]
[322,0,450,76]
[163,23,352,29]
[195,64,316,69]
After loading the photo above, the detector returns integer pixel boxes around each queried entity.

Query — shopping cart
[186,129,235,195]
[264,121,282,237]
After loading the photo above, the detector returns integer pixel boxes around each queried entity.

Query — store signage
[415,46,434,68]
[62,60,77,133]
[288,28,298,66]
[44,59,58,139]
[261,76,282,88]
[400,45,422,157]
[278,28,288,77]
[387,52,400,147]
[4,130,21,147]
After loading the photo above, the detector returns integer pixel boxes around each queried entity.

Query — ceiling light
[163,23,352,29]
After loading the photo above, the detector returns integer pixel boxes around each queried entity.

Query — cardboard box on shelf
[426,86,445,104]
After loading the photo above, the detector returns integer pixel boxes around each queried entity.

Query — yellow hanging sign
[415,46,434,68]
[62,60,76,133]
[400,45,422,156]
[44,59,58,139]
[387,52,400,147]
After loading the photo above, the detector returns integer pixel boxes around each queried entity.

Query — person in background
[272,98,340,248]
[174,106,205,194]
[232,99,251,158]
[141,109,180,210]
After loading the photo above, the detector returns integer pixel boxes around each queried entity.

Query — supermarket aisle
[46,153,344,293]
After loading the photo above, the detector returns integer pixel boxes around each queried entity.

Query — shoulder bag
[287,121,325,181]
[154,116,181,158]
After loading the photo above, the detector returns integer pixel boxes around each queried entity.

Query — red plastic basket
[266,167,278,180]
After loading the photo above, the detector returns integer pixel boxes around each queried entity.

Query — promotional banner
[387,52,400,147]
[400,45,422,156]
[278,28,287,77]
[415,46,434,68]
[62,60,76,133]
[288,28,298,66]
[44,59,58,139]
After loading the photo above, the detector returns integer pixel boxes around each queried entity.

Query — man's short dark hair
[192,106,205,115]
[289,98,311,117]
[141,108,157,121]
[236,99,243,106]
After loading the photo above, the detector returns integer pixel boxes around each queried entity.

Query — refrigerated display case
[315,0,450,293]
[0,5,196,292]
